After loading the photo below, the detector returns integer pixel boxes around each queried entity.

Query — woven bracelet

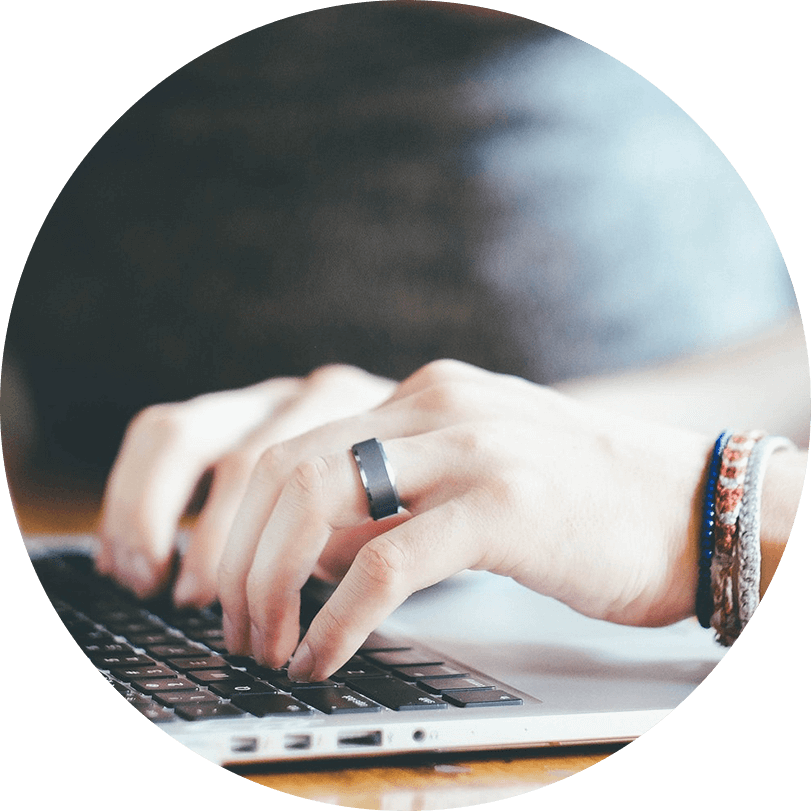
[735,434,794,632]
[711,429,765,645]
[696,430,732,628]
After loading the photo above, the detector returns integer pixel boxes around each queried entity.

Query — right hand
[95,365,396,607]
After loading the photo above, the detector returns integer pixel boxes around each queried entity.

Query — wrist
[760,447,808,596]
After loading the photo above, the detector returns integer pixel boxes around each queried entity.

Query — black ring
[351,438,401,521]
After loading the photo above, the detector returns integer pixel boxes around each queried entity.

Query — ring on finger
[351,438,401,521]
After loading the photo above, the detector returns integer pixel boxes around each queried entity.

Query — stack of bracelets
[696,429,795,645]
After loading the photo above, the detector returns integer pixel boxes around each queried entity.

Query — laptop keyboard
[33,552,523,723]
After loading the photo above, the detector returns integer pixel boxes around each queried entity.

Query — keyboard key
[112,664,177,680]
[132,702,176,722]
[167,655,228,671]
[174,702,245,721]
[110,620,165,636]
[331,657,386,681]
[357,632,408,651]
[291,687,381,714]
[132,676,200,695]
[167,614,219,632]
[346,677,447,711]
[251,668,337,692]
[363,650,444,668]
[208,679,278,699]
[128,632,183,647]
[223,654,259,668]
[186,628,226,643]
[153,690,221,707]
[71,628,116,645]
[146,643,207,658]
[186,668,253,685]
[442,689,523,708]
[393,664,470,681]
[82,642,134,656]
[92,653,156,668]
[230,694,313,717]
[417,677,494,693]
[110,681,138,698]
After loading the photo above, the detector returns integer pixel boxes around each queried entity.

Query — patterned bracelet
[711,429,765,646]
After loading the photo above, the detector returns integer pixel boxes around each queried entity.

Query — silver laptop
[25,533,725,767]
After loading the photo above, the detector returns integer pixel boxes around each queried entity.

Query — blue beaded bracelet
[696,430,732,628]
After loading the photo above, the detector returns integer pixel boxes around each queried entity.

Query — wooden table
[10,473,622,810]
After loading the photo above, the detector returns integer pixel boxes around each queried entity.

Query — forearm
[760,446,808,596]
[557,318,809,608]
[556,316,811,447]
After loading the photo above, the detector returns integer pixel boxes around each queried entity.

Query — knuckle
[355,536,408,594]
[125,402,193,450]
[288,456,332,503]
[312,599,352,640]
[254,443,289,481]
[414,358,470,386]
[444,423,493,458]
[415,379,469,416]
[306,363,359,388]
[129,402,182,435]
[484,469,525,512]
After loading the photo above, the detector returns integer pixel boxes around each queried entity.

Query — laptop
[24,532,725,767]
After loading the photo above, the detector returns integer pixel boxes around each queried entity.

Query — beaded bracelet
[696,430,732,628]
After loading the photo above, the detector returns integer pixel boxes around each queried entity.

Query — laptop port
[337,730,383,748]
[230,736,258,753]
[283,734,312,750]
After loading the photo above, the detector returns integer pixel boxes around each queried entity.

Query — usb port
[283,733,312,750]
[337,731,383,748]
[231,736,258,753]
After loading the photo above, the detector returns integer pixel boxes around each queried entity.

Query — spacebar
[346,677,447,710]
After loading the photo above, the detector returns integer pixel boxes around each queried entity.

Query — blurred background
[1,1,798,500]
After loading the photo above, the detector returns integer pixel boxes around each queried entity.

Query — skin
[96,321,809,682]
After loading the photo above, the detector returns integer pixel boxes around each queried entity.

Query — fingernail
[287,641,314,682]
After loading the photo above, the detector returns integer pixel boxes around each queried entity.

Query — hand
[216,359,714,681]
[95,365,396,606]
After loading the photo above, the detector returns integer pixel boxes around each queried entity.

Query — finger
[216,408,427,658]
[231,432,475,669]
[98,381,299,597]
[242,450,376,667]
[172,377,352,608]
[97,409,213,598]
[172,452,257,607]
[289,504,480,682]
[176,368,392,607]
[271,365,396,440]
[218,386,460,661]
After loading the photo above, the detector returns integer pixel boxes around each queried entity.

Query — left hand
[96,365,395,606]
[215,359,713,682]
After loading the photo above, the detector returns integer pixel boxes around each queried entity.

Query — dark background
[4,3,545,482]
[1,1,796,489]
